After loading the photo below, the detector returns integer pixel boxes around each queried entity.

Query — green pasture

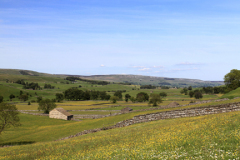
[221,87,240,99]
[1,111,240,159]
[69,111,119,115]
[2,98,240,147]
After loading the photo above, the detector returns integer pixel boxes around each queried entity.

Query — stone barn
[121,107,133,113]
[167,102,180,108]
[49,108,73,120]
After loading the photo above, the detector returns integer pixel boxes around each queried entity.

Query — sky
[1,0,240,81]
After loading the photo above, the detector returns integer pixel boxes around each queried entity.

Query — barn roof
[54,108,73,116]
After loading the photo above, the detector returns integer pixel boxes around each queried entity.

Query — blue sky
[1,0,240,80]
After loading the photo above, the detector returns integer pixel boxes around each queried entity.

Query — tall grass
[1,111,240,159]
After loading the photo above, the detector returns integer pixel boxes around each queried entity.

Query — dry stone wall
[115,102,240,127]
[58,101,240,141]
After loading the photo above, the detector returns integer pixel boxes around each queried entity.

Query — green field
[1,69,239,160]
[1,111,240,159]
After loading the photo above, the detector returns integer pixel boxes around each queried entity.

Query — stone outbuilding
[121,107,133,113]
[167,102,180,108]
[49,108,73,120]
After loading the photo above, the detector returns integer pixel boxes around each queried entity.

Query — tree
[194,91,203,99]
[125,94,131,102]
[0,96,3,103]
[37,96,43,103]
[38,99,57,114]
[149,93,162,106]
[0,103,21,134]
[224,69,240,91]
[19,94,28,102]
[105,94,111,101]
[114,91,122,99]
[159,92,167,98]
[55,93,64,102]
[136,92,149,102]
[110,96,119,103]
[189,91,194,98]
[188,86,192,90]
[9,94,15,100]
[130,97,136,103]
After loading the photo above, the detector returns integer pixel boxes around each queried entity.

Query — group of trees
[44,84,55,89]
[23,82,41,90]
[224,69,240,92]
[64,88,111,101]
[180,85,227,99]
[140,85,156,89]
[66,76,110,85]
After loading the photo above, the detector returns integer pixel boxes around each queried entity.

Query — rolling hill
[0,69,224,88]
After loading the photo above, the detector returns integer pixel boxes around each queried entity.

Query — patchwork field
[1,69,239,159]
[1,111,240,159]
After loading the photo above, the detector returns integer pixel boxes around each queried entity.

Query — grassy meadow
[1,111,240,159]
[1,69,239,159]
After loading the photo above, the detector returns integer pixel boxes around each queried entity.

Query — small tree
[159,92,167,98]
[110,96,119,103]
[188,86,192,90]
[136,92,149,102]
[0,103,21,134]
[114,91,122,99]
[38,99,57,114]
[189,91,194,98]
[19,94,28,102]
[9,94,15,101]
[37,96,43,103]
[130,97,136,103]
[194,92,203,99]
[125,94,131,102]
[149,93,162,107]
[0,96,3,103]
[55,93,64,102]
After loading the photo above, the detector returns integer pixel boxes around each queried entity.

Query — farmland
[1,110,240,159]
[1,69,240,159]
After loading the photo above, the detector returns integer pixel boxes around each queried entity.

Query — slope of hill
[79,74,224,87]
[0,69,224,87]
[221,87,240,99]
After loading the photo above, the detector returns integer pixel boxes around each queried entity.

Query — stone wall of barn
[49,110,68,120]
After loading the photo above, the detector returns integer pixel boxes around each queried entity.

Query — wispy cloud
[171,67,200,71]
[100,64,105,67]
[152,65,164,68]
[139,68,150,71]
[131,66,145,68]
[177,62,203,65]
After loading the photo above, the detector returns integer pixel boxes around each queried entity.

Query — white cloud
[177,62,202,65]
[171,68,200,71]
[153,65,164,68]
[139,68,150,71]
[131,66,145,68]
[100,64,105,67]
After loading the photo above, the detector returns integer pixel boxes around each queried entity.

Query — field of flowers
[1,110,240,160]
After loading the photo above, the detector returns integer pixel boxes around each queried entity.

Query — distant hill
[0,69,224,87]
[78,75,224,88]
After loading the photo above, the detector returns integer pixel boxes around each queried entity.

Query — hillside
[0,69,224,87]
[79,74,224,87]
